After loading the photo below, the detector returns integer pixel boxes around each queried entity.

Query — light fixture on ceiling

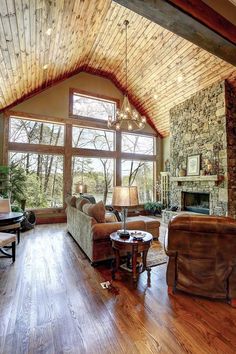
[43,64,48,70]
[107,20,146,132]
[177,75,183,83]
[46,28,53,36]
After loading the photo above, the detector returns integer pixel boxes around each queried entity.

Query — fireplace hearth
[183,192,210,215]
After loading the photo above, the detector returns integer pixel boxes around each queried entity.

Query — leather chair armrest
[164,229,177,257]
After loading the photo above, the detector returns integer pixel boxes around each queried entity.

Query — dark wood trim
[167,0,236,45]
[2,113,9,165]
[64,124,72,205]
[115,131,122,186]
[113,0,236,67]
[8,142,65,155]
[120,152,156,162]
[72,148,117,159]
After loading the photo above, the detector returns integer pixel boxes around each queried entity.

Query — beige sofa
[66,196,160,264]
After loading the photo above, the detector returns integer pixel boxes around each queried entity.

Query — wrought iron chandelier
[107,20,146,131]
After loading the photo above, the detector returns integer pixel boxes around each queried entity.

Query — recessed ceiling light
[177,75,183,83]
[45,28,52,36]
[43,64,48,70]
[153,94,158,100]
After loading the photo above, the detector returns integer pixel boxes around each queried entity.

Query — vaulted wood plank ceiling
[0,0,235,137]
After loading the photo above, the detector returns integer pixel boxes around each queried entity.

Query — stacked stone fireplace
[169,80,236,218]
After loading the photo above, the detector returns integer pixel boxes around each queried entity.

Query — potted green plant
[0,163,27,208]
[144,201,163,216]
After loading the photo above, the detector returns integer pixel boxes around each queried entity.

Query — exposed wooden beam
[113,0,236,66]
[168,0,236,45]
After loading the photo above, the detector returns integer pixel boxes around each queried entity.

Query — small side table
[110,230,153,282]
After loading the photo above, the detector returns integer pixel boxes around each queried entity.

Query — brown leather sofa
[165,214,236,307]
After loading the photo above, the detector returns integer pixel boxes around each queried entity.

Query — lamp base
[117,229,130,238]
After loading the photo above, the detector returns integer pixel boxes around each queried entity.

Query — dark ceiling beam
[113,0,236,67]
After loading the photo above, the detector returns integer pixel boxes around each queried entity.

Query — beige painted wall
[13,72,155,134]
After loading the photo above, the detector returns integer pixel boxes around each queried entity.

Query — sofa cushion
[82,201,106,223]
[76,197,90,211]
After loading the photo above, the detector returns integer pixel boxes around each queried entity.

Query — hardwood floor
[0,224,236,354]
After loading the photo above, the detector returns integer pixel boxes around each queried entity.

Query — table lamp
[112,186,139,237]
[76,183,87,196]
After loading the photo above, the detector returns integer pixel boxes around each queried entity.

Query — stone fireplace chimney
[169,80,236,218]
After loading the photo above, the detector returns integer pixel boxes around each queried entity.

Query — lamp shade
[112,186,139,207]
[76,183,87,194]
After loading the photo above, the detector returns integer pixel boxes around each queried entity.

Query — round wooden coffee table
[110,230,153,282]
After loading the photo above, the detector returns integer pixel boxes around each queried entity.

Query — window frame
[3,89,158,211]
[69,88,119,123]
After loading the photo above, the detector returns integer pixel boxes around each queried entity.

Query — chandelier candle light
[107,20,146,131]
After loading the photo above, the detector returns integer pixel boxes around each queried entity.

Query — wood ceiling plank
[46,0,65,83]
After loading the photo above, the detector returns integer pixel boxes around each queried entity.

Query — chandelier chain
[107,19,146,132]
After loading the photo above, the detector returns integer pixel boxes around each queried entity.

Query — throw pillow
[82,200,106,223]
[76,197,90,211]
[105,212,118,223]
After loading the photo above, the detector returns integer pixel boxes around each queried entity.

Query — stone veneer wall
[225,81,236,219]
[169,81,229,216]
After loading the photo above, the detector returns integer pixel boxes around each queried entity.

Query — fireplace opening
[183,192,210,215]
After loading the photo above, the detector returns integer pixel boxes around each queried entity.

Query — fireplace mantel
[170,175,219,183]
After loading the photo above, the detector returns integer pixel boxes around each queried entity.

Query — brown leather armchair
[165,214,236,307]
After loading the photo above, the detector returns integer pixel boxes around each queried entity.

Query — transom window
[72,93,116,121]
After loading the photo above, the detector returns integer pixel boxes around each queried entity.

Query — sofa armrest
[92,220,146,241]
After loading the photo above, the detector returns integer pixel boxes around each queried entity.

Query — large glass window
[122,160,154,203]
[121,133,154,155]
[72,93,116,121]
[9,152,63,208]
[9,117,64,146]
[7,91,157,211]
[72,127,114,151]
[72,157,114,204]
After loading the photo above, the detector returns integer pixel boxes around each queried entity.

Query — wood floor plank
[0,224,236,354]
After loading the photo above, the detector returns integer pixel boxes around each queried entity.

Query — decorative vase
[179,168,186,177]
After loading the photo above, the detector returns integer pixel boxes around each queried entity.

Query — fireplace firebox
[183,192,210,215]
